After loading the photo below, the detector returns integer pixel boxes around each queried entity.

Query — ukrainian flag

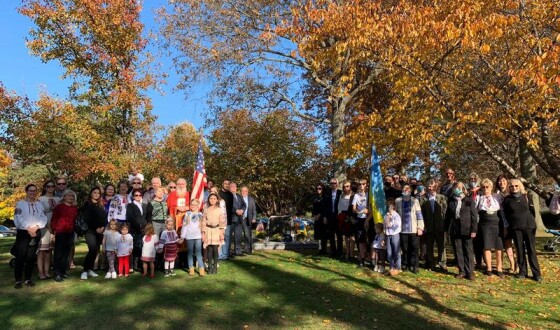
[369,145,387,223]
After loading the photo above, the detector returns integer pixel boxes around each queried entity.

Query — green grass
[0,237,559,329]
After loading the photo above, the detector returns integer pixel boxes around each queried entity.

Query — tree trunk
[331,101,347,183]
[519,138,548,235]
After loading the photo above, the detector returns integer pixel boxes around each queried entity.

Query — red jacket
[51,203,78,234]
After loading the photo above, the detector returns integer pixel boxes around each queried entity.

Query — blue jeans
[387,234,401,270]
[219,225,231,259]
[187,239,204,269]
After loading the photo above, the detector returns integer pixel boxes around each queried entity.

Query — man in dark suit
[322,178,342,257]
[218,179,233,260]
[419,179,448,271]
[229,182,247,257]
[241,186,257,254]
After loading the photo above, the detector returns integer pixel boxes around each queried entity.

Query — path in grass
[0,238,558,329]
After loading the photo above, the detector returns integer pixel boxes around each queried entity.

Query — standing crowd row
[312,169,560,281]
[12,174,258,289]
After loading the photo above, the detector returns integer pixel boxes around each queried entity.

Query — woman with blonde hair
[502,179,541,281]
[478,178,504,277]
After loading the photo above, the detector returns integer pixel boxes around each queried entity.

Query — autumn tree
[148,122,203,183]
[16,0,156,181]
[289,0,560,231]
[207,109,326,215]
[159,0,385,182]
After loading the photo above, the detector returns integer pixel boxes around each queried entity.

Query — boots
[199,267,205,277]
[189,267,195,276]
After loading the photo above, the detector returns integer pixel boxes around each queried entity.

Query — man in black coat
[230,182,247,257]
[241,186,257,254]
[321,178,342,257]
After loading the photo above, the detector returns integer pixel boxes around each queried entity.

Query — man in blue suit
[230,182,247,257]
[241,186,257,254]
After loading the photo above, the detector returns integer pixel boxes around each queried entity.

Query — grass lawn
[0,237,559,330]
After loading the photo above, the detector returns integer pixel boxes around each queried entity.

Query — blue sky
[0,1,207,132]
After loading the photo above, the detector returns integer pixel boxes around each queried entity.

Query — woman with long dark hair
[80,187,107,280]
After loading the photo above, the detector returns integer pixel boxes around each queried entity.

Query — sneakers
[105,272,112,279]
[164,270,170,277]
[24,280,35,287]
[378,266,385,274]
[170,269,176,276]
[373,265,379,272]
[111,272,117,279]
[87,270,99,278]
[14,282,23,289]
[81,272,88,280]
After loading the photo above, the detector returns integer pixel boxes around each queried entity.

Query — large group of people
[12,174,257,289]
[312,169,554,282]
[11,167,558,289]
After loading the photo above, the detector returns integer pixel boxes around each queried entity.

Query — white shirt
[14,200,48,230]
[107,194,131,222]
[352,192,368,218]
[478,194,501,212]
[181,211,203,240]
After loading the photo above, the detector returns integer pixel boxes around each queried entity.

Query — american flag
[192,135,207,209]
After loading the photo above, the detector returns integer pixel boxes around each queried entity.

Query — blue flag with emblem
[369,145,387,223]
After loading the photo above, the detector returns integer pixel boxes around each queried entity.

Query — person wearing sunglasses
[321,178,341,258]
[127,188,148,272]
[502,179,542,282]
[313,183,325,250]
[477,178,505,278]
[395,184,425,273]
[54,178,69,198]
[440,168,457,199]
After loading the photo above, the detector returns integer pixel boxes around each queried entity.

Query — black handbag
[75,212,88,236]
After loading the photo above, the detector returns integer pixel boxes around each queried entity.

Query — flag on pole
[369,145,387,224]
[192,135,207,209]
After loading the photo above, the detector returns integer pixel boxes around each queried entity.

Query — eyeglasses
[27,189,37,192]
[57,183,66,186]
[46,185,55,188]
[316,187,323,190]
[330,182,337,185]
[169,186,176,189]
[132,182,141,185]
[133,194,142,197]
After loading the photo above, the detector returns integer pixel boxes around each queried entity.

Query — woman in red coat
[51,191,78,282]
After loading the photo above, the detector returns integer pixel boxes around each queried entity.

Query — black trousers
[453,236,474,276]
[242,218,252,253]
[232,219,243,255]
[473,226,484,266]
[512,228,541,277]
[320,219,336,255]
[425,231,446,268]
[53,232,74,276]
[83,230,102,272]
[14,230,39,282]
[400,233,419,270]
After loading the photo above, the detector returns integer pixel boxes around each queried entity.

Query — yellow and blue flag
[369,145,387,223]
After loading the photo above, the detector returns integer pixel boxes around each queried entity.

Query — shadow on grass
[256,252,503,329]
[0,238,511,329]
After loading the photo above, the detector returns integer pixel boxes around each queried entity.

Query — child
[181,199,205,277]
[384,199,402,276]
[102,219,119,279]
[141,223,159,279]
[160,218,180,277]
[116,223,133,277]
[372,223,387,273]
